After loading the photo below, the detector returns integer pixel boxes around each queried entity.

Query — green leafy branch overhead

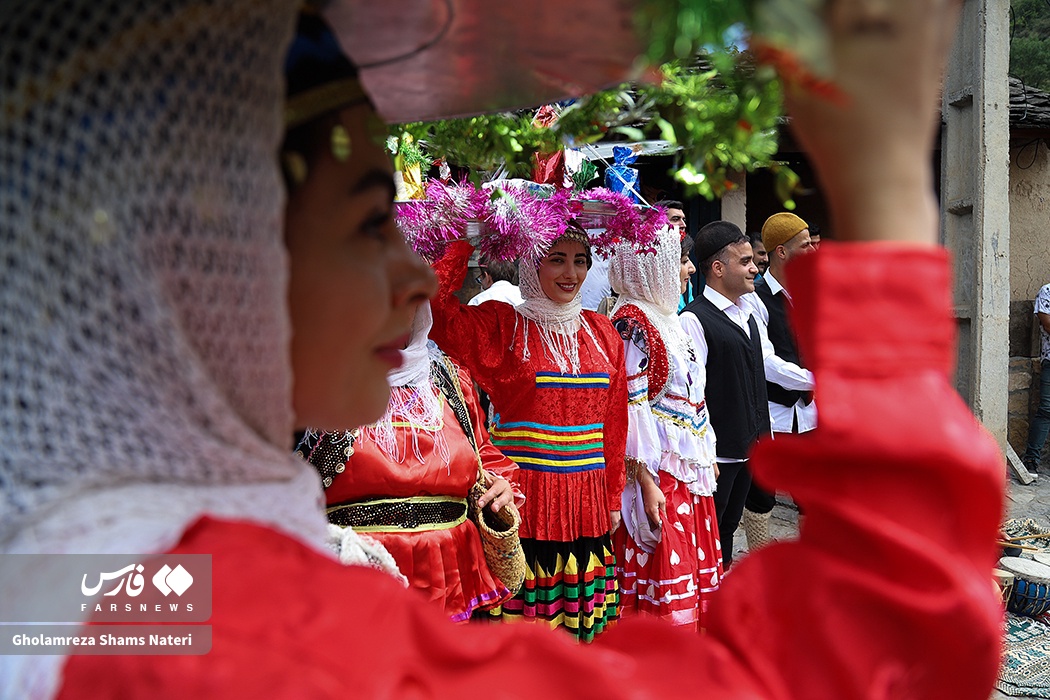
[392,0,834,205]
[395,56,797,205]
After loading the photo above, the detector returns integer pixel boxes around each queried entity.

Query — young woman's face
[680,253,696,295]
[285,103,435,430]
[537,239,589,304]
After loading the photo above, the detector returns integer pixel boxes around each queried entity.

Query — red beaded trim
[612,305,669,401]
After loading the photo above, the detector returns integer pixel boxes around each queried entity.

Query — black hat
[284,11,371,128]
[694,221,746,262]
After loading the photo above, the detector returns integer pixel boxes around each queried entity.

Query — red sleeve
[58,244,1003,700]
[695,242,1004,699]
[59,517,737,700]
[590,312,627,511]
[428,241,512,393]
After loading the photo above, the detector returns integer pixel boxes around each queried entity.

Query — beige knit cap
[762,212,809,251]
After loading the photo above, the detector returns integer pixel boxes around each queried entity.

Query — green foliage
[395,58,796,202]
[1012,0,1050,92]
[392,0,839,204]
[637,56,786,200]
[636,0,753,64]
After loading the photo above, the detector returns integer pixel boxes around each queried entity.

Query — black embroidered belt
[326,496,468,532]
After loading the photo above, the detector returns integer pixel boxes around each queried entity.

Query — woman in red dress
[297,303,521,621]
[429,228,628,641]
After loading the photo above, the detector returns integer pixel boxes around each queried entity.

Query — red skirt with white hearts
[614,472,723,631]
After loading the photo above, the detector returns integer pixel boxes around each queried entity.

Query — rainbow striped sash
[490,418,605,473]
[534,372,610,390]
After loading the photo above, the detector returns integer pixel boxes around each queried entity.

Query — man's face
[667,208,686,235]
[752,239,769,274]
[780,228,815,264]
[716,241,758,300]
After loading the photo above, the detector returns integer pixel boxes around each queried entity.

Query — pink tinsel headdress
[395,180,488,261]
[396,182,666,261]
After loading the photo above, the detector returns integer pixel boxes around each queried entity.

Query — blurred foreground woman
[0,1,1005,698]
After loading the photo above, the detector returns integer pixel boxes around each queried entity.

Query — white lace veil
[515,234,608,374]
[1,2,331,694]
[609,226,692,358]
[362,301,449,466]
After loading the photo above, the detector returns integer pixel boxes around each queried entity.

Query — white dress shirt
[740,272,817,434]
[467,280,524,307]
[579,251,612,312]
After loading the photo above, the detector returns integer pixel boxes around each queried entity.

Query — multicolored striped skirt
[485,535,618,642]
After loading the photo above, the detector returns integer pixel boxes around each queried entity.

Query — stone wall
[1008,356,1042,463]
[1010,141,1050,305]
[1007,141,1050,461]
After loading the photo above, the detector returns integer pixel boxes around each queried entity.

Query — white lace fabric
[0,2,346,695]
[609,226,693,361]
[515,243,609,374]
[356,302,449,467]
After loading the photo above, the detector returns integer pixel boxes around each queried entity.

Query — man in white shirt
[680,221,775,566]
[579,250,612,312]
[739,212,816,549]
[467,257,524,307]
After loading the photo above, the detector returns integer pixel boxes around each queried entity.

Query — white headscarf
[363,301,449,467]
[609,226,693,359]
[0,2,337,694]
[515,233,609,374]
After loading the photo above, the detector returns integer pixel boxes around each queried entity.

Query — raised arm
[429,241,512,390]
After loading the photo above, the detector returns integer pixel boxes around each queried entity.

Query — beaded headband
[557,223,590,248]
[285,77,371,129]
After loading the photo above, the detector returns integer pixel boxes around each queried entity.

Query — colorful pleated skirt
[486,535,618,642]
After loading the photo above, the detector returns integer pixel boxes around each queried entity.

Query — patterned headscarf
[515,229,608,374]
[609,226,693,359]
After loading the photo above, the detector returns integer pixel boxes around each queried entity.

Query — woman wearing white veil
[429,226,628,641]
[608,226,722,630]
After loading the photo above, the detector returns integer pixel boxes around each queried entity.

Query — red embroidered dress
[429,241,628,640]
[313,361,518,622]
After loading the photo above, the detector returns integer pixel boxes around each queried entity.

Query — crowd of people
[1,0,1008,698]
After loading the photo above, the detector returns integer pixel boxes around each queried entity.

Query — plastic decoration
[605,145,641,203]
[395,181,487,261]
[574,188,667,255]
[480,185,569,261]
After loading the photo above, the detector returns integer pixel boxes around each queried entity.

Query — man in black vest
[680,221,770,567]
[739,212,817,551]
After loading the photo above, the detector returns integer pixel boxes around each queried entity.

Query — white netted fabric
[515,240,609,374]
[0,0,328,549]
[609,226,693,360]
[0,2,344,694]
